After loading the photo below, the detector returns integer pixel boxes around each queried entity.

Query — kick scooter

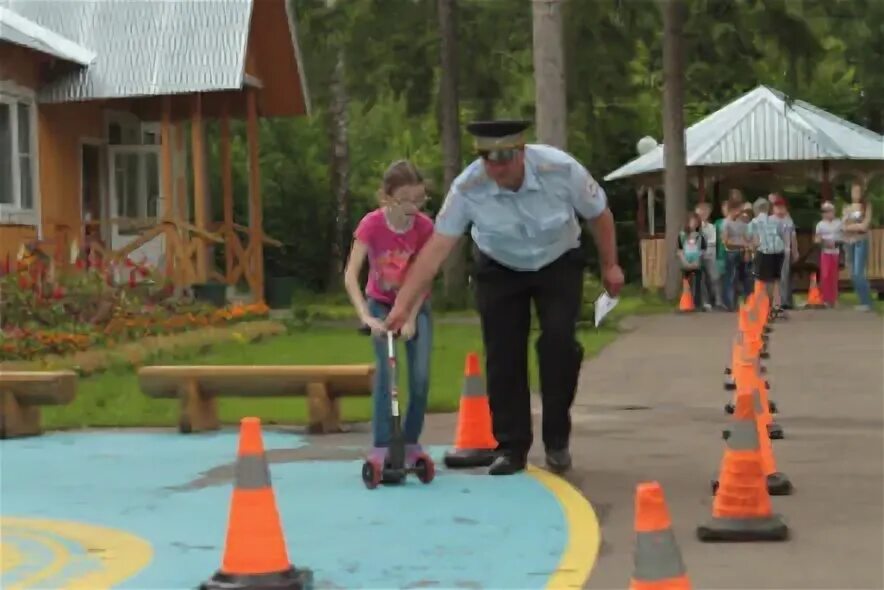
[359,328,435,489]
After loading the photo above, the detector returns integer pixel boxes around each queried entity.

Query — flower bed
[0,248,270,362]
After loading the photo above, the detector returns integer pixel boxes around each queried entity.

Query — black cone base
[767,472,793,495]
[200,566,313,590]
[444,448,498,469]
[767,423,784,439]
[725,400,776,414]
[697,514,789,542]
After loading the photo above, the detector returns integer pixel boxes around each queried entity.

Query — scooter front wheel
[414,455,435,484]
[362,460,382,489]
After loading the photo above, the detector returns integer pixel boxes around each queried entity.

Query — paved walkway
[559,309,884,589]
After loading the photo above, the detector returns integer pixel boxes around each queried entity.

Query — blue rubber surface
[1,431,569,589]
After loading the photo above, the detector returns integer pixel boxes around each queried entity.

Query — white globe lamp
[637,136,658,156]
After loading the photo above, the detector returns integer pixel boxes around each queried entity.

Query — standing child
[814,201,843,307]
[770,194,798,309]
[677,211,706,307]
[747,197,787,318]
[343,160,435,467]
[721,197,750,311]
[696,202,721,310]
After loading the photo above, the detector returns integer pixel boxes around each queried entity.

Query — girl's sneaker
[405,443,427,467]
[367,446,388,466]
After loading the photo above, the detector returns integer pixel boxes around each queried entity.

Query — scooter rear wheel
[362,460,382,489]
[414,455,435,484]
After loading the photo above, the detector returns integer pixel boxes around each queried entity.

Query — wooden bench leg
[306,382,348,434]
[178,380,219,433]
[0,390,41,439]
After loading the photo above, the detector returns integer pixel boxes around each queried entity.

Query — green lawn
[43,321,623,431]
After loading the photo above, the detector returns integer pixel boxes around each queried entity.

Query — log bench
[0,371,78,438]
[137,364,375,434]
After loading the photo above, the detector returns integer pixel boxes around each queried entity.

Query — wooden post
[647,186,656,236]
[637,187,647,236]
[191,93,208,284]
[0,390,41,438]
[698,167,706,202]
[220,103,234,285]
[160,97,175,280]
[821,160,832,204]
[246,88,264,302]
[177,379,219,433]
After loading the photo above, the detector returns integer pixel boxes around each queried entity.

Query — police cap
[466,119,531,151]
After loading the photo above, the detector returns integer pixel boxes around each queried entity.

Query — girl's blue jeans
[846,238,873,306]
[723,250,752,311]
[366,297,432,447]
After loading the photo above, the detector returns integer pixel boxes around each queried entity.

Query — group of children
[677,181,875,314]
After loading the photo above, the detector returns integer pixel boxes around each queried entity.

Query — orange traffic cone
[678,279,695,312]
[697,388,789,542]
[201,417,313,590]
[715,383,792,496]
[804,272,825,309]
[443,352,499,468]
[752,386,792,494]
[629,481,691,590]
[725,333,776,415]
[756,368,784,440]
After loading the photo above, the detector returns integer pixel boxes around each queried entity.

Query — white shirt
[700,221,716,259]
[815,218,843,254]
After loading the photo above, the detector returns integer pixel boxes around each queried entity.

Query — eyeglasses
[478,148,519,163]
[393,194,427,207]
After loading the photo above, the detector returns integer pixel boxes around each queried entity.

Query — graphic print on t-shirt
[374,248,415,292]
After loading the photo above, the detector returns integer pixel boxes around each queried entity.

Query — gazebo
[604,85,884,291]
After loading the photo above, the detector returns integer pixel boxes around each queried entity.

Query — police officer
[385,120,624,476]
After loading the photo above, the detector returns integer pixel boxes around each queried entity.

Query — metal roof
[604,85,884,182]
[0,0,308,109]
[0,6,96,66]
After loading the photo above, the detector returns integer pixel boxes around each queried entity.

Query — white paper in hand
[594,291,619,327]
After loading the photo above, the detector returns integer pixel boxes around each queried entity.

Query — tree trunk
[661,0,687,300]
[437,0,467,305]
[327,49,349,286]
[532,0,567,149]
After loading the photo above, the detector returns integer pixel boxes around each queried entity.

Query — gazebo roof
[604,85,884,183]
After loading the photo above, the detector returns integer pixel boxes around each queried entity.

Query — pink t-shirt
[354,209,434,305]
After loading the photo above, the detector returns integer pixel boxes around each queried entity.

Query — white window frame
[0,80,41,230]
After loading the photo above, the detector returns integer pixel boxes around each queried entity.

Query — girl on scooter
[343,159,435,471]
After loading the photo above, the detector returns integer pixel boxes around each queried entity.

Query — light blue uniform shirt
[434,144,608,271]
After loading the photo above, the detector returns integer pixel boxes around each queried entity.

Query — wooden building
[604,85,884,293]
[0,0,310,301]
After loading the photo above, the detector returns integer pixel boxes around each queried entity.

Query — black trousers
[472,246,586,459]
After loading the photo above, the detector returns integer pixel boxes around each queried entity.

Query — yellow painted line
[0,528,70,590]
[0,542,25,574]
[0,517,153,590]
[527,465,601,590]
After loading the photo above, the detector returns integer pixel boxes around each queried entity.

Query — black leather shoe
[488,454,527,476]
[545,448,572,473]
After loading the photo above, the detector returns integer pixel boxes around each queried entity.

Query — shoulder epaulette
[535,161,570,174]
[454,168,489,193]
